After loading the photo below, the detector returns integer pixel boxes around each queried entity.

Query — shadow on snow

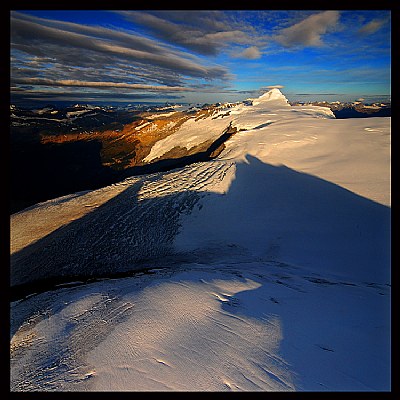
[10,155,391,390]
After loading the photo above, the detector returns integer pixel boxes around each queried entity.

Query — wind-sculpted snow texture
[10,89,391,391]
[11,160,235,287]
[10,262,390,391]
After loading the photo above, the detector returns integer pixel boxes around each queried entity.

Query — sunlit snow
[10,89,390,392]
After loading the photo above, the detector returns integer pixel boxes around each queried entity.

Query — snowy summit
[10,88,391,392]
[251,87,290,106]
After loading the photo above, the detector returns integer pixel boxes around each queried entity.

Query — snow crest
[252,88,290,106]
[144,89,332,163]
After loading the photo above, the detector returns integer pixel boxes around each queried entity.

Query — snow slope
[173,92,390,284]
[143,88,336,163]
[11,261,390,391]
[221,114,390,206]
[143,108,236,162]
[10,89,391,391]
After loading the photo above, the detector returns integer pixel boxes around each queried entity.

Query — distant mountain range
[289,100,391,118]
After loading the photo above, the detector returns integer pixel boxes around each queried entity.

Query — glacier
[10,89,391,391]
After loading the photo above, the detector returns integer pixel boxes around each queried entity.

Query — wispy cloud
[275,11,340,47]
[117,10,260,56]
[10,10,234,101]
[11,14,230,80]
[10,10,390,105]
[12,78,194,92]
[358,19,387,35]
[11,89,186,103]
[232,46,262,60]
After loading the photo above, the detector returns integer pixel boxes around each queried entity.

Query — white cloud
[276,11,340,47]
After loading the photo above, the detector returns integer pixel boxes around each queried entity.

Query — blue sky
[10,10,391,105]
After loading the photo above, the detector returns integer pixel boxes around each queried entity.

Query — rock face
[10,104,235,214]
[40,113,193,169]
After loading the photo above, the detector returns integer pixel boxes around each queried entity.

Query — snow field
[10,261,390,391]
[10,89,391,391]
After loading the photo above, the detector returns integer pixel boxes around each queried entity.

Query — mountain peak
[252,88,289,107]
